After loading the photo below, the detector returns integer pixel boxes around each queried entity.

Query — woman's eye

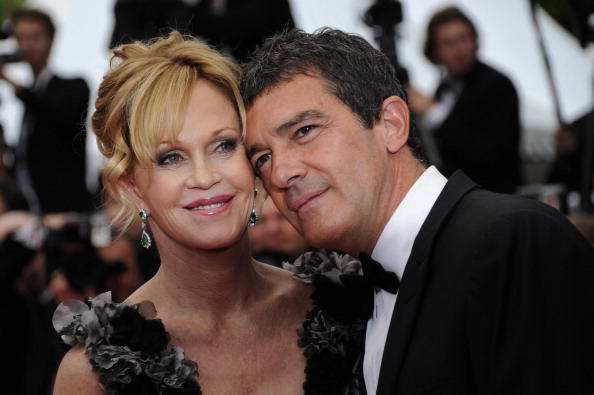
[216,138,237,153]
[157,152,183,166]
[254,153,271,172]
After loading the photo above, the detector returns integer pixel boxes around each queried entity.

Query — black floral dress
[53,250,370,395]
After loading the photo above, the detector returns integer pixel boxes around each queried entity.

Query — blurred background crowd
[0,0,592,393]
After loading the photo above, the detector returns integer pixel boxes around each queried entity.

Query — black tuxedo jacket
[376,171,594,395]
[16,74,92,213]
[434,61,521,193]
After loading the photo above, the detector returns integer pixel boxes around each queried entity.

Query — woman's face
[129,80,254,251]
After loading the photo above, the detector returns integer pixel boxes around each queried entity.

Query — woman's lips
[184,195,234,216]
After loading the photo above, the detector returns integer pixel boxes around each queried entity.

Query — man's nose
[270,149,306,189]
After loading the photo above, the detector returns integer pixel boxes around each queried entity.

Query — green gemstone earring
[248,188,259,227]
[139,209,152,249]
[248,209,258,227]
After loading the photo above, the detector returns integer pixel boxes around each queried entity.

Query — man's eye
[295,125,316,139]
[254,153,271,171]
[157,152,183,166]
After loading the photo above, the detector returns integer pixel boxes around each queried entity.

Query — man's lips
[184,195,234,215]
[289,188,328,213]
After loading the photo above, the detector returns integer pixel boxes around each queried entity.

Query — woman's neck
[150,232,265,317]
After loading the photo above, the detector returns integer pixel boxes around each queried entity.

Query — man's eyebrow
[246,110,327,161]
[276,110,326,134]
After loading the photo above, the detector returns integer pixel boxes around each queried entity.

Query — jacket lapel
[376,171,478,394]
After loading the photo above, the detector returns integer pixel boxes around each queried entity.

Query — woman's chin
[178,231,246,252]
[154,218,248,252]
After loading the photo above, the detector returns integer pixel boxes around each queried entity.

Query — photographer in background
[0,8,92,214]
[408,7,521,193]
[0,210,133,394]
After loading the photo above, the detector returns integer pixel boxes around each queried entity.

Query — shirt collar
[33,67,54,92]
[371,166,447,279]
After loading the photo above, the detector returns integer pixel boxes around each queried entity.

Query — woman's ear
[379,96,410,153]
[118,174,146,211]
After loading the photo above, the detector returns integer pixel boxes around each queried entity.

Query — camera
[364,0,409,84]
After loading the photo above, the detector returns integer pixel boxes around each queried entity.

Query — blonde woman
[52,32,367,394]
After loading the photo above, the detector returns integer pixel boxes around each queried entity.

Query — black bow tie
[359,253,400,294]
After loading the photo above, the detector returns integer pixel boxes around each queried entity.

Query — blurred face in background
[12,18,52,70]
[250,197,308,258]
[49,269,92,303]
[434,20,477,76]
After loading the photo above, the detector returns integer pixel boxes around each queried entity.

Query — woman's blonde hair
[92,31,245,232]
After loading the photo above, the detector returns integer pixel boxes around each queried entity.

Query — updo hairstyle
[92,31,244,232]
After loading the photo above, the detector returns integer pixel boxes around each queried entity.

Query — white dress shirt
[363,166,447,394]
[418,78,464,166]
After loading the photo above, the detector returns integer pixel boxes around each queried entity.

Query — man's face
[12,19,52,69]
[246,74,393,254]
[434,20,477,76]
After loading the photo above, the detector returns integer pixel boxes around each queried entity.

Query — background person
[109,0,294,63]
[547,109,594,208]
[0,8,92,214]
[0,210,134,394]
[408,6,521,193]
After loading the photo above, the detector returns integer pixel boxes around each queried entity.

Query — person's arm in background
[0,63,90,135]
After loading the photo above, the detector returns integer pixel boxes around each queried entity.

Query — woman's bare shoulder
[53,347,105,395]
[255,262,313,314]
[124,275,159,304]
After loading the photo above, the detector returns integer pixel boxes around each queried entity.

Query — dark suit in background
[109,0,294,63]
[548,110,594,190]
[434,61,521,193]
[377,171,594,394]
[15,73,92,213]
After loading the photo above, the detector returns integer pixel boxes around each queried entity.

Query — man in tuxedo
[242,28,594,394]
[408,7,521,193]
[0,9,91,214]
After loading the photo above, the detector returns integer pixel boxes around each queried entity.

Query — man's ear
[117,174,146,211]
[379,96,410,153]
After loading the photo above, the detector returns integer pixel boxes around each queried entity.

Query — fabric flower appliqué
[53,292,201,395]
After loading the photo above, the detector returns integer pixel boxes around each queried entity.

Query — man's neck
[373,160,427,247]
[31,62,48,79]
[345,157,427,257]
[446,59,479,79]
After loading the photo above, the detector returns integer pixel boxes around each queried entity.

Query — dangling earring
[248,209,258,227]
[248,188,259,227]
[138,209,152,249]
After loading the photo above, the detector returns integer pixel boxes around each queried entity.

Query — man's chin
[304,229,343,251]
